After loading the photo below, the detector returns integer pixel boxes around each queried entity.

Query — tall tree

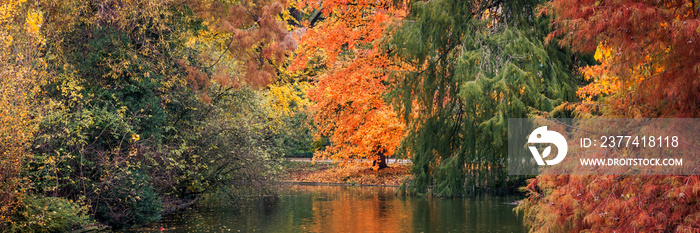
[0,0,47,226]
[292,0,407,169]
[388,0,579,196]
[518,1,700,231]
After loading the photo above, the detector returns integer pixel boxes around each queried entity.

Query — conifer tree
[388,0,579,196]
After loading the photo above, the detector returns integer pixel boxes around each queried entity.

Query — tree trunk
[373,149,389,169]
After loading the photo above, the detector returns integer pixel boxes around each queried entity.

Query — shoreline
[280,160,412,187]
[276,181,402,188]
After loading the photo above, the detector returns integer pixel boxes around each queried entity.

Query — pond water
[122,185,525,233]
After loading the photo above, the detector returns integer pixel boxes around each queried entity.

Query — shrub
[95,169,162,229]
[7,196,91,233]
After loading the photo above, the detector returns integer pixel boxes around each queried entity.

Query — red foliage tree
[186,0,296,90]
[519,1,700,232]
[546,0,700,117]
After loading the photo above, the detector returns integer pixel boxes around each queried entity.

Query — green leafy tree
[388,0,579,196]
[21,0,294,229]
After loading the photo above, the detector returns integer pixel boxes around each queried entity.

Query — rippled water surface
[122,185,525,233]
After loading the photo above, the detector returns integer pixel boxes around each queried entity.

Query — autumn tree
[0,0,47,227]
[184,0,296,90]
[292,0,407,169]
[11,0,295,229]
[388,0,580,196]
[518,1,700,232]
[262,78,316,156]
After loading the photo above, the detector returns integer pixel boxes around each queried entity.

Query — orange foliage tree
[518,1,700,232]
[292,0,408,169]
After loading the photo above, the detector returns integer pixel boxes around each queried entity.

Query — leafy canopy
[293,0,408,169]
[388,0,579,196]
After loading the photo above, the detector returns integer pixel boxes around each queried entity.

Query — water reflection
[122,185,525,233]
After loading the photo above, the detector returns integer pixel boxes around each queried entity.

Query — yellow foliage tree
[574,41,666,117]
[263,80,312,132]
[0,0,47,227]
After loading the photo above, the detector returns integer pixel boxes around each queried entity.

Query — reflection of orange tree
[518,1,700,232]
[288,186,516,232]
[297,186,413,232]
[292,0,409,170]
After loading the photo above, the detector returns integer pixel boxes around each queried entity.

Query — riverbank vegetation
[1,0,698,232]
[1,0,308,231]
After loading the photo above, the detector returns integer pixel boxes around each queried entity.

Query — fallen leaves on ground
[281,161,411,186]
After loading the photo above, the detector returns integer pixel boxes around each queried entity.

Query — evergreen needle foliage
[388,0,579,196]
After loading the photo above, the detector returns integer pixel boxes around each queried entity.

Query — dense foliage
[0,0,303,230]
[0,0,47,227]
[517,1,700,232]
[388,0,579,196]
[292,0,408,169]
[1,0,698,231]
